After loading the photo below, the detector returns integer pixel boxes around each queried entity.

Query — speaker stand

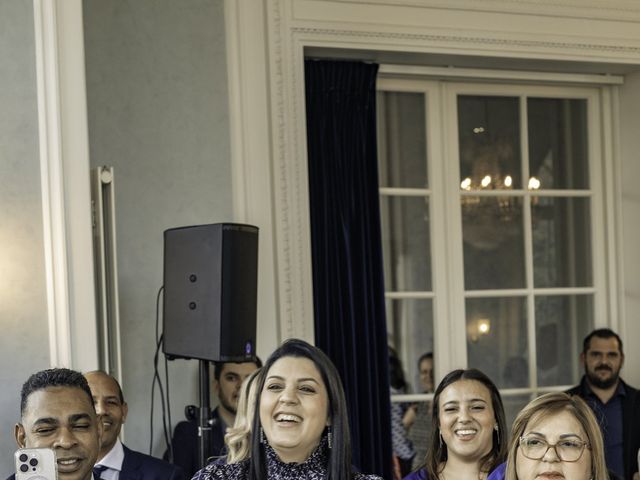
[197,360,212,469]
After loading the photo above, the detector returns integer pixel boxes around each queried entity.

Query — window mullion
[443,82,469,372]
[594,87,617,331]
[430,81,459,379]
[521,95,538,393]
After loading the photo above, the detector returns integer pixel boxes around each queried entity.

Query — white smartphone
[15,448,57,480]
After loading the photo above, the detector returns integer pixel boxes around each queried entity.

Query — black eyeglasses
[519,436,590,462]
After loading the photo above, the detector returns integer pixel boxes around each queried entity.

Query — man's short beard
[219,397,237,415]
[586,367,620,389]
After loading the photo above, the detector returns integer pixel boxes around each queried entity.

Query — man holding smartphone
[11,368,103,480]
[83,371,183,480]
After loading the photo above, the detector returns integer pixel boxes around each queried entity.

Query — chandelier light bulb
[460,177,472,190]
[528,176,541,190]
[504,175,513,188]
[481,175,492,188]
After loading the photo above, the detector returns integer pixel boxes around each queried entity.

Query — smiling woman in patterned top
[192,338,382,480]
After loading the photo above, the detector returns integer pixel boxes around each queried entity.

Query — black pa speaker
[162,223,258,362]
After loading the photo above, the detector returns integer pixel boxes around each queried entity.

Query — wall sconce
[468,317,491,342]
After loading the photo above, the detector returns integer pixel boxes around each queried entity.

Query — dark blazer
[163,408,226,479]
[121,445,184,480]
[567,377,640,480]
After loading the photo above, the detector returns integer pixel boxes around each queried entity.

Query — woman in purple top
[402,369,507,480]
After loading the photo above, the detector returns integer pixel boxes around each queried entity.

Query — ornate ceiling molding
[293,26,640,58]
[307,0,640,22]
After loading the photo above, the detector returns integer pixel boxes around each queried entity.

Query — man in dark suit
[165,360,260,477]
[566,328,640,480]
[10,368,103,480]
[84,371,183,480]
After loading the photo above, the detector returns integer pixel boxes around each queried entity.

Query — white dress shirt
[94,439,125,480]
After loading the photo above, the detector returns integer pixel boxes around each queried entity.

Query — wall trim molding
[294,0,640,23]
[33,0,98,369]
[267,0,315,342]
[34,0,72,367]
[295,27,640,58]
[224,0,283,351]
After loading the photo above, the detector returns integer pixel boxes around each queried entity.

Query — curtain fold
[305,59,392,479]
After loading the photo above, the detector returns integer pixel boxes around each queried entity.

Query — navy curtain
[305,59,392,479]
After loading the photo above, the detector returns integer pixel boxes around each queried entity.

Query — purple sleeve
[402,469,427,480]
[487,462,507,480]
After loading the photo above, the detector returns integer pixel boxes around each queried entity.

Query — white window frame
[378,68,623,402]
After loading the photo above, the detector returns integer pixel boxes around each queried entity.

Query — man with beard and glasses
[164,360,260,477]
[567,328,640,480]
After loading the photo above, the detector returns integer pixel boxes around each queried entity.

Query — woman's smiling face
[438,379,496,463]
[259,356,330,463]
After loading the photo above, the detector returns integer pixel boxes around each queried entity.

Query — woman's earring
[439,431,443,448]
[260,426,266,444]
[327,425,333,449]
[494,424,500,444]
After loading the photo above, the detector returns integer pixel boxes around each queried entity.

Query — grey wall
[83,0,232,456]
[0,0,50,475]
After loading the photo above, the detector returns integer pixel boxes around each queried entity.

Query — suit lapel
[119,445,142,480]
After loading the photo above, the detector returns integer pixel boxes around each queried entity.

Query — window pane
[528,98,589,190]
[390,398,433,471]
[386,298,434,392]
[377,92,428,188]
[407,398,433,470]
[532,197,592,288]
[535,295,594,387]
[381,196,432,291]
[502,393,533,432]
[458,96,521,190]
[466,297,528,387]
[462,197,525,289]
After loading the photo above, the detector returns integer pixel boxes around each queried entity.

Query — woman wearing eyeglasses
[496,392,609,480]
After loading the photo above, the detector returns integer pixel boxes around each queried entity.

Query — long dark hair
[248,339,353,480]
[423,369,507,479]
[388,346,409,392]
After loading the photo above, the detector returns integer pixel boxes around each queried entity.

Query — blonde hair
[224,368,262,463]
[505,392,607,480]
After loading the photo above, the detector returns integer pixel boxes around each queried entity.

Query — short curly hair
[20,368,94,416]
